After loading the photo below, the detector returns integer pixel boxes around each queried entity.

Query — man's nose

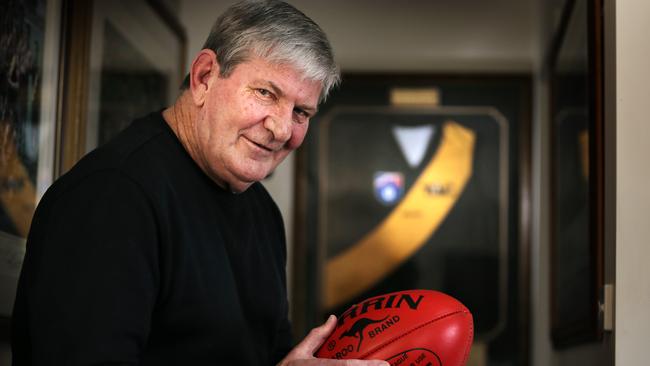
[264,109,292,143]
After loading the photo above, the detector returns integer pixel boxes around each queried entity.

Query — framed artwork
[0,0,185,319]
[58,0,186,172]
[0,0,62,318]
[549,0,604,348]
[292,75,531,365]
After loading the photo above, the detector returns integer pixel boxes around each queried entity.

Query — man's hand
[277,315,389,366]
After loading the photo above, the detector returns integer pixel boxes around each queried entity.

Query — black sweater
[12,112,292,365]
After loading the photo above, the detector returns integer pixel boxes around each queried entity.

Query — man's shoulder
[45,112,181,201]
[96,111,174,168]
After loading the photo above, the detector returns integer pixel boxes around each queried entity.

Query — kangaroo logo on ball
[339,315,389,351]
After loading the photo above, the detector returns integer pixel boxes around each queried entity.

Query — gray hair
[182,0,340,103]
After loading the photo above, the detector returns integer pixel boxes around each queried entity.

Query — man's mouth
[244,136,274,153]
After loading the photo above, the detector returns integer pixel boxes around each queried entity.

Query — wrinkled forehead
[246,44,331,101]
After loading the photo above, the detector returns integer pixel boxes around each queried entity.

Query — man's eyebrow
[267,80,318,115]
[266,80,284,98]
[295,102,318,115]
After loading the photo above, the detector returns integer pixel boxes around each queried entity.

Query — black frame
[548,0,604,349]
[292,74,532,365]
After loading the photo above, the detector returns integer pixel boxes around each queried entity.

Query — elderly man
[11,1,387,365]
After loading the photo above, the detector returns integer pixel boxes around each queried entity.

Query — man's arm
[12,171,159,365]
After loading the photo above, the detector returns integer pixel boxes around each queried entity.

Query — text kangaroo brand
[337,294,424,326]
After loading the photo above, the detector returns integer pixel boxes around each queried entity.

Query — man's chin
[228,171,270,193]
[227,182,253,194]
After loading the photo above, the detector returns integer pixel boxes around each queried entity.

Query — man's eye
[256,88,273,98]
[294,108,310,121]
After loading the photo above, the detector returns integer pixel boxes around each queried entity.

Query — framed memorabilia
[293,75,531,365]
[549,0,604,348]
[0,0,62,317]
[0,0,185,319]
[58,0,186,172]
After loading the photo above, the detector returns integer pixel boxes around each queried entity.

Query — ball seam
[358,309,468,361]
[460,310,474,365]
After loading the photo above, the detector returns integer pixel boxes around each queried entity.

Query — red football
[315,289,473,366]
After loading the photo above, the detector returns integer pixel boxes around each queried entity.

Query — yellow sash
[323,121,476,309]
[0,125,36,237]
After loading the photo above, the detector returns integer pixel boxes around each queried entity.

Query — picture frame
[548,0,604,348]
[0,0,186,321]
[0,0,63,318]
[292,74,532,365]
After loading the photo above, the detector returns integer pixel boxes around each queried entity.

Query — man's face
[194,56,322,192]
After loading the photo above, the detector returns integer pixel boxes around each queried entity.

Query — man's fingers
[296,315,338,356]
[279,316,389,366]
[304,315,338,353]
[285,359,389,366]
[286,358,390,366]
[327,359,389,366]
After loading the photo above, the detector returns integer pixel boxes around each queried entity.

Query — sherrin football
[315,290,473,366]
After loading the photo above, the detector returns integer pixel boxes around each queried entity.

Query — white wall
[180,0,536,74]
[615,0,650,364]
[518,0,650,363]
[529,0,554,363]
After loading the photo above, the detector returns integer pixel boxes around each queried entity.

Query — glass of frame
[549,0,604,348]
[292,75,531,366]
[57,0,185,173]
[0,0,62,317]
[84,0,185,152]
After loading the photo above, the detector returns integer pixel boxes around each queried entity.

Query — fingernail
[322,314,334,325]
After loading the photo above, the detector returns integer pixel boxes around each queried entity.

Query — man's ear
[189,49,220,106]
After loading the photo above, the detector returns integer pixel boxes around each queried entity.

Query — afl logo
[373,171,404,205]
